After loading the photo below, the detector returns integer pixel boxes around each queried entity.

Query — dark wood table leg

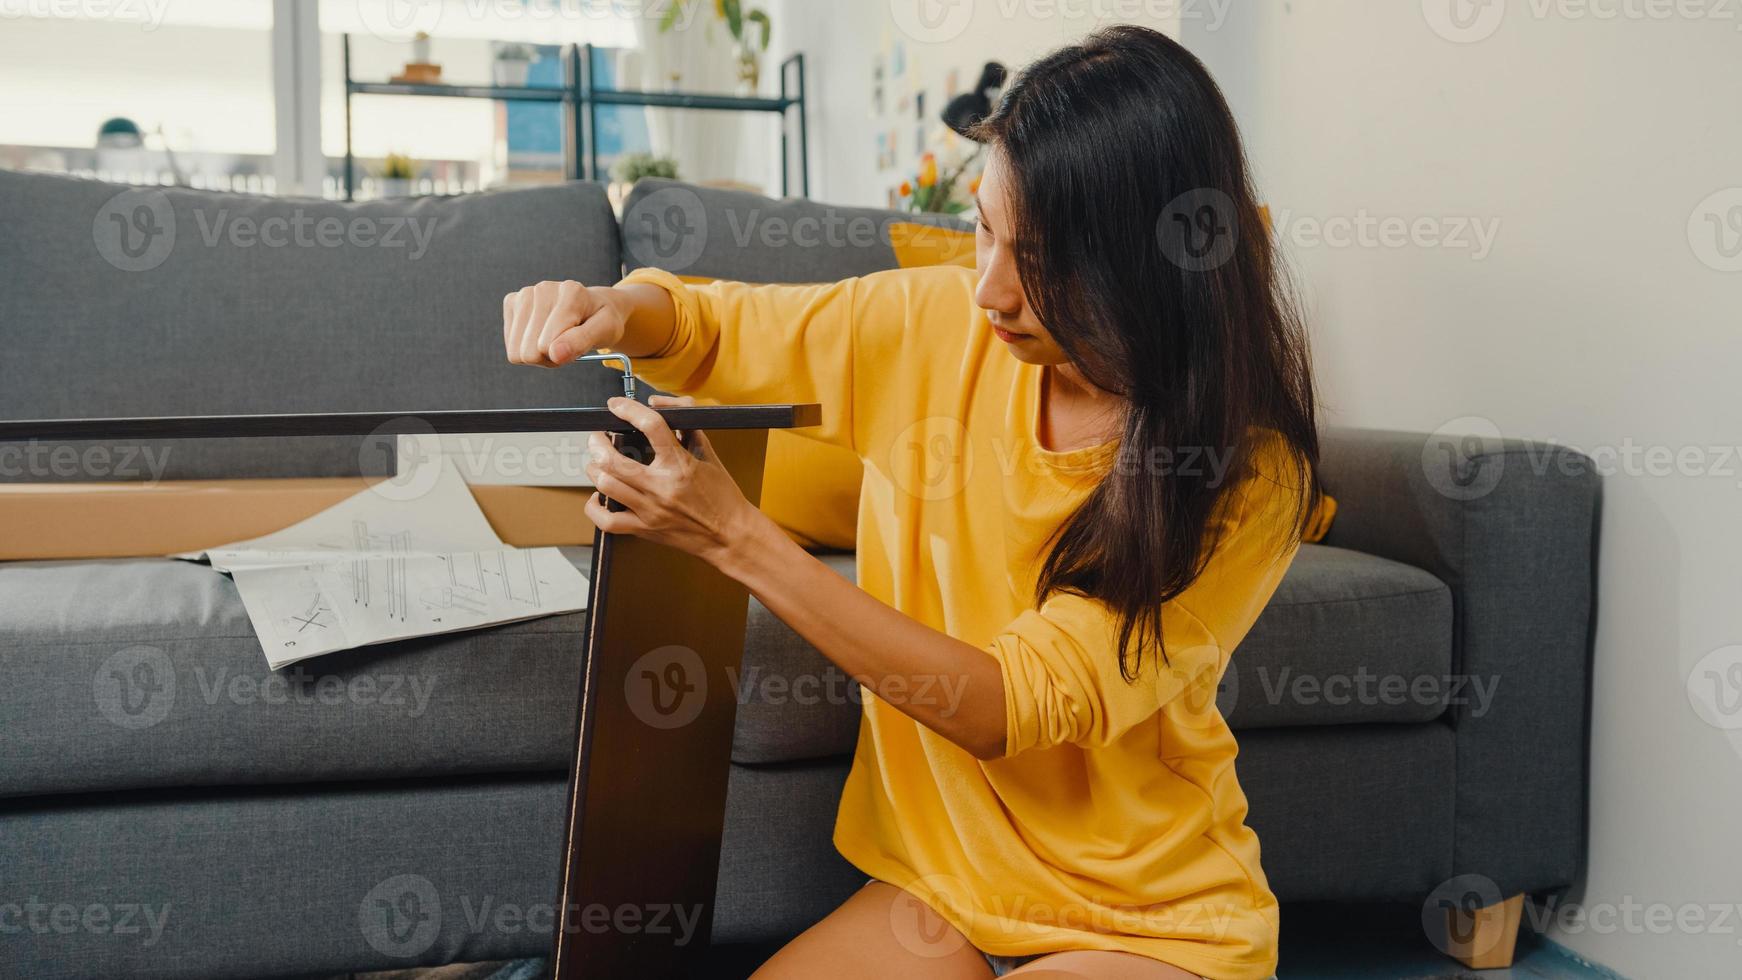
[549,428,771,978]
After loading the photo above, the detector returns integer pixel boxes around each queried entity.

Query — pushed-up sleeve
[989,462,1304,757]
[619,266,865,453]
[618,265,977,458]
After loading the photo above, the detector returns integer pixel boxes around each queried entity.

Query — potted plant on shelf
[392,32,442,84]
[658,0,771,95]
[607,153,680,210]
[379,153,416,198]
[493,43,536,87]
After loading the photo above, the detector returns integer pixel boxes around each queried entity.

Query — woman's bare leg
[1005,949,1205,979]
[751,881,994,980]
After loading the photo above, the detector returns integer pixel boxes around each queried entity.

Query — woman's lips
[992,325,1030,343]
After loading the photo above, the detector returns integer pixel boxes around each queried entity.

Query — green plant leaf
[723,0,743,38]
[658,2,681,32]
[610,151,681,184]
[746,10,771,50]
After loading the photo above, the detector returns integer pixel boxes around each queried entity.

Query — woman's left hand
[583,395,766,567]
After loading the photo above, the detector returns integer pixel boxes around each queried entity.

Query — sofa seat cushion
[3,544,1452,794]
[0,553,590,800]
[1226,544,1455,729]
[729,545,1454,765]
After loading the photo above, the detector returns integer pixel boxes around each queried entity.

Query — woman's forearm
[715,513,1009,759]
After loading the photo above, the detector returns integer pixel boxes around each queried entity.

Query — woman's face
[973,150,1069,366]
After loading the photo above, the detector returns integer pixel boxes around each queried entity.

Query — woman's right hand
[502,280,630,368]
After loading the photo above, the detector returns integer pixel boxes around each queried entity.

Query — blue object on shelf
[505,47,565,158]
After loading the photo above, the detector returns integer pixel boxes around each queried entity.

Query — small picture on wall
[915,91,927,155]
[872,56,885,117]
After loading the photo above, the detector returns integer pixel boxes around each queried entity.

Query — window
[318,0,638,199]
[2,0,786,198]
[0,0,279,191]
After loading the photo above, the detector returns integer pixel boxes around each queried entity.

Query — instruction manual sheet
[180,460,589,669]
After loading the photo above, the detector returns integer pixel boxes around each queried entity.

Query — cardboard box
[0,479,597,561]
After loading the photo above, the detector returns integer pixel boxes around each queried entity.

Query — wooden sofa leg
[1444,893,1525,969]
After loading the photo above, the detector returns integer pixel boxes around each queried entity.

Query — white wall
[1183,7,1742,979]
[769,0,1183,206]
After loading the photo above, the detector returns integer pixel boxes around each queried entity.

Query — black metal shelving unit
[342,36,808,201]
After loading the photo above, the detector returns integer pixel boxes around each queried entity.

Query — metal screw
[576,352,637,401]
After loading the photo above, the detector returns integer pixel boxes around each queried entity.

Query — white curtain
[620,16,769,191]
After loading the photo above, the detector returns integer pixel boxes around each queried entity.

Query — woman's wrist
[602,281,678,358]
[707,503,795,587]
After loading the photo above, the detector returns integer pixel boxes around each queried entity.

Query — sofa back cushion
[620,178,973,550]
[0,171,624,480]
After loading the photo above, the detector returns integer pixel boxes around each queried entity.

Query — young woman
[501,25,1318,980]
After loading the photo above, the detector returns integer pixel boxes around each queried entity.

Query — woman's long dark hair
[974,26,1321,680]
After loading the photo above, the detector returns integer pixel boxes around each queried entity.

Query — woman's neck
[1039,362,1125,452]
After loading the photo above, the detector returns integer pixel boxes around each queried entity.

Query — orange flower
[968,175,981,195]
[917,153,938,188]
[899,180,914,197]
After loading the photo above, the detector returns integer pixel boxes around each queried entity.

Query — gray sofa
[0,169,1600,979]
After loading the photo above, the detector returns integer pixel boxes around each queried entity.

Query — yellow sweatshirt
[623,264,1298,980]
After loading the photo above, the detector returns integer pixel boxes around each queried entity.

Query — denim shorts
[983,951,1041,976]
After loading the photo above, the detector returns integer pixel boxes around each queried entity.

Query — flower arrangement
[898,130,983,215]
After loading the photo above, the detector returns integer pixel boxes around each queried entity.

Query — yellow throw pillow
[1302,494,1338,543]
[890,221,977,270]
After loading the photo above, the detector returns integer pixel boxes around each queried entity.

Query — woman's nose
[974,251,1024,317]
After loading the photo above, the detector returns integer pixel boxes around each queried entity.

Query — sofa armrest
[1318,427,1601,897]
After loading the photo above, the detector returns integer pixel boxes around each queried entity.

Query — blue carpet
[1276,903,1621,980]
